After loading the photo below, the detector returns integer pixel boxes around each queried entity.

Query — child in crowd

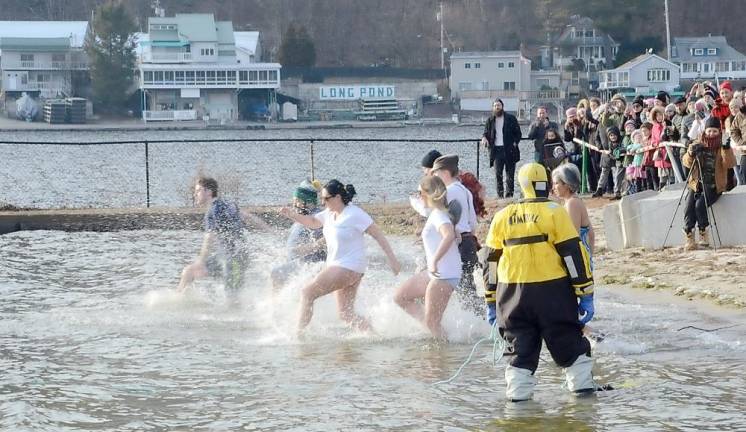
[620,120,636,194]
[640,122,659,191]
[626,130,646,194]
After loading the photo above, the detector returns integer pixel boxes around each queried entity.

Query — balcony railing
[141,52,193,63]
[3,61,88,70]
[143,110,197,121]
[460,89,566,100]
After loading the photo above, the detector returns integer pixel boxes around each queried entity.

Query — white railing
[460,89,566,100]
[141,52,193,63]
[3,61,88,70]
[143,110,197,121]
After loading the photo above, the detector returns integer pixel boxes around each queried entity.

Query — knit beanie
[720,81,733,93]
[421,149,443,169]
[294,179,319,204]
[705,116,721,130]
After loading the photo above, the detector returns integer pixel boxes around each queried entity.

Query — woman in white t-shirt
[394,175,461,340]
[280,179,401,335]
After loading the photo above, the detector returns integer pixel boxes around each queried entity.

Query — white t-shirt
[422,209,462,280]
[446,181,478,234]
[494,116,505,146]
[314,204,374,273]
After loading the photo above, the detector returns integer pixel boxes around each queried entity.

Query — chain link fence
[1,130,532,209]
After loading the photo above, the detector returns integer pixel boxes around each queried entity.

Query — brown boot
[698,229,710,247]
[684,229,697,250]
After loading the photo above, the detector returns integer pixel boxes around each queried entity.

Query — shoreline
[2,199,745,310]
[0,117,474,133]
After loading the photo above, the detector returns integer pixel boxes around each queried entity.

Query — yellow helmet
[518,163,549,199]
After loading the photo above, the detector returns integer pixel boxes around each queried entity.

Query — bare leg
[297,266,364,334]
[393,271,430,323]
[177,261,208,292]
[335,273,370,332]
[424,279,454,340]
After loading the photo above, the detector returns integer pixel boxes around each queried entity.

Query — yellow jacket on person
[485,198,593,294]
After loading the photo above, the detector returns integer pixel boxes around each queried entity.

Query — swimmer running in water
[394,175,460,340]
[279,179,401,336]
[177,176,249,300]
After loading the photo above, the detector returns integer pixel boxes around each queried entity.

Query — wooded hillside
[2,0,744,67]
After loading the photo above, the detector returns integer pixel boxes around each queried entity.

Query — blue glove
[487,303,497,326]
[578,294,594,324]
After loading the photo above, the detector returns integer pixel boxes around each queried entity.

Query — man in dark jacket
[527,106,559,165]
[481,98,523,198]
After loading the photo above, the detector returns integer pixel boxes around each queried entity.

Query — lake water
[2,229,745,431]
[0,125,526,209]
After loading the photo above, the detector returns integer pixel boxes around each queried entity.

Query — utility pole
[438,1,445,70]
[664,0,672,60]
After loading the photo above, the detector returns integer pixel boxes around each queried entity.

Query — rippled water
[2,230,745,430]
[0,126,541,209]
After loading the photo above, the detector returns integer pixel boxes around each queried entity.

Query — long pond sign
[319,85,395,100]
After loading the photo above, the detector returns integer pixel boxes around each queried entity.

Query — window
[185,45,191,53]
[671,46,678,58]
[239,70,248,82]
[206,71,216,83]
[249,70,258,81]
[185,71,195,83]
[465,63,471,69]
[175,71,185,83]
[52,54,66,62]
[694,48,704,56]
[647,68,671,82]
[154,71,164,82]
[716,62,730,72]
[35,74,49,82]
[20,54,34,61]
[733,61,746,71]
[707,48,717,55]
[498,62,504,68]
[458,82,472,91]
[508,62,515,68]
[574,30,583,38]
[268,70,278,81]
[585,30,594,37]
[703,63,710,73]
[474,62,481,68]
[620,71,629,85]
[144,71,154,83]
[480,81,489,90]
[216,70,227,82]
[259,70,268,81]
[164,71,174,81]
[503,81,516,90]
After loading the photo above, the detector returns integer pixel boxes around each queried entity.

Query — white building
[672,36,746,80]
[449,51,531,112]
[0,21,89,103]
[137,14,280,121]
[598,53,680,97]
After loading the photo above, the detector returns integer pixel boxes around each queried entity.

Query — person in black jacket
[527,106,559,165]
[481,98,523,198]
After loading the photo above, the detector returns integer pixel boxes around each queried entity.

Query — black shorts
[205,254,248,294]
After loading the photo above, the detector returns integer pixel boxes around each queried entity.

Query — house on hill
[598,53,680,99]
[671,35,746,81]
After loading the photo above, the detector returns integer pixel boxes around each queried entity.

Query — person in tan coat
[682,116,738,250]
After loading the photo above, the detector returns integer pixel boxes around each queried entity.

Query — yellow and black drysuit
[482,163,595,401]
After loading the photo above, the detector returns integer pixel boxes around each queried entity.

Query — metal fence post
[581,146,588,194]
[144,141,151,207]
[476,140,480,181]
[310,140,315,181]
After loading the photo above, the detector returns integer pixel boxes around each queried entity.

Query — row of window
[457,81,516,91]
[19,54,66,62]
[200,48,215,56]
[690,48,718,56]
[647,69,671,82]
[150,24,177,31]
[680,61,746,73]
[463,61,515,69]
[142,69,279,85]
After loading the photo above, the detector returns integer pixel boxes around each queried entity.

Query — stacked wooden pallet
[43,99,67,124]
[66,98,86,124]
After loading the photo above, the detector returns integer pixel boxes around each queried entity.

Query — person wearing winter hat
[655,91,670,107]
[681,116,737,250]
[420,149,443,174]
[270,179,327,294]
[712,81,733,130]
[593,125,625,199]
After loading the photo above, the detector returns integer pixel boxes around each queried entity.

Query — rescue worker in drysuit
[482,162,595,402]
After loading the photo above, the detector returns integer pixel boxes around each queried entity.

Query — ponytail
[324,179,356,205]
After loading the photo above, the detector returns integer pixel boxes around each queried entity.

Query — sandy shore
[2,197,744,309]
[369,197,746,310]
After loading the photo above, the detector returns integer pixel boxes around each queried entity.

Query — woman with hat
[279,179,401,335]
[271,180,327,294]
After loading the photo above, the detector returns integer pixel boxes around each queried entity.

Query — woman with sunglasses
[393,175,460,340]
[279,179,401,335]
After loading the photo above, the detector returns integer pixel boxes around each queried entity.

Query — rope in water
[433,322,505,386]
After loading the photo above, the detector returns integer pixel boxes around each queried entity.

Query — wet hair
[196,176,218,197]
[324,179,356,205]
[419,175,448,211]
[458,171,487,217]
[552,164,581,194]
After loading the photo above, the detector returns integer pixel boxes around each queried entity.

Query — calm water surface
[2,229,745,431]
[0,126,525,208]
